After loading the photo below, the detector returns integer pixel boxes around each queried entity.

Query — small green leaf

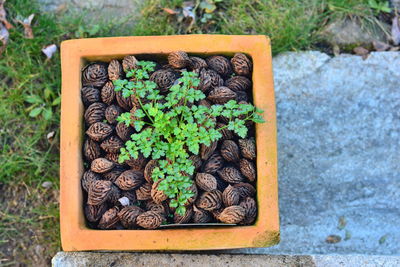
[29,107,43,117]
[42,108,53,120]
[25,95,43,104]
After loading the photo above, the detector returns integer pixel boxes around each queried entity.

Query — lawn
[0,0,386,265]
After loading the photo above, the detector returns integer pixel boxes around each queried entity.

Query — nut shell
[150,69,176,92]
[174,206,193,224]
[101,81,116,105]
[116,91,133,111]
[193,206,212,223]
[98,207,120,229]
[115,122,134,142]
[136,211,163,229]
[86,122,113,142]
[108,59,123,81]
[125,153,147,171]
[198,69,223,93]
[196,190,222,211]
[100,136,123,154]
[233,182,256,198]
[144,159,158,183]
[103,168,123,182]
[82,63,108,88]
[118,206,143,228]
[206,56,232,77]
[122,55,138,72]
[168,51,190,69]
[207,86,237,104]
[231,53,252,76]
[236,91,249,102]
[195,173,217,192]
[81,87,100,106]
[84,102,106,125]
[105,105,122,125]
[225,76,252,92]
[91,158,115,173]
[189,56,207,70]
[203,152,224,174]
[218,205,246,224]
[145,201,168,216]
[239,197,257,224]
[151,180,168,204]
[81,170,101,192]
[105,153,120,164]
[221,140,240,162]
[115,170,144,190]
[239,158,256,182]
[200,141,217,161]
[222,185,240,206]
[135,182,152,200]
[85,203,108,222]
[189,155,202,171]
[218,167,244,184]
[121,190,137,203]
[83,138,101,161]
[87,180,113,205]
[238,138,256,160]
[217,123,234,140]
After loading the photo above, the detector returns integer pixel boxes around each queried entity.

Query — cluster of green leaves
[114,61,264,215]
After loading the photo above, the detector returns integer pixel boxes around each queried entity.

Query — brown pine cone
[207,86,237,104]
[174,206,193,224]
[135,182,152,201]
[217,205,246,224]
[81,87,100,106]
[118,206,143,228]
[136,211,163,229]
[151,180,168,204]
[100,136,123,154]
[84,102,106,125]
[239,158,256,182]
[91,158,115,173]
[222,185,240,206]
[189,56,207,70]
[196,190,222,211]
[145,201,168,216]
[221,140,240,162]
[98,207,120,229]
[122,55,138,72]
[101,81,116,105]
[82,63,108,88]
[216,123,234,140]
[85,203,108,222]
[115,170,144,190]
[239,197,257,224]
[195,173,217,192]
[193,206,212,223]
[150,69,176,92]
[81,170,101,192]
[200,141,217,160]
[116,91,133,111]
[144,159,158,183]
[125,153,147,171]
[86,122,113,142]
[206,56,232,77]
[231,53,252,77]
[108,59,123,81]
[233,182,256,198]
[115,122,134,142]
[198,69,223,93]
[103,167,124,182]
[87,180,113,205]
[203,152,224,174]
[189,155,202,171]
[83,138,101,161]
[218,166,244,184]
[168,51,190,69]
[105,105,122,125]
[225,76,252,92]
[238,138,256,160]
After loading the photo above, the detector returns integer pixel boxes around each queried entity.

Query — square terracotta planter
[60,35,279,251]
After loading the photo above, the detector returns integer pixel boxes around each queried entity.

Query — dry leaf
[162,7,177,15]
[326,234,341,244]
[353,46,369,60]
[42,44,57,59]
[372,40,391,52]
[0,0,13,29]
[0,21,9,55]
[16,14,34,39]
[46,131,55,142]
[392,16,400,45]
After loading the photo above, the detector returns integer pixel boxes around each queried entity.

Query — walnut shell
[122,55,138,72]
[103,168,123,182]
[83,138,101,161]
[108,59,123,81]
[189,155,202,171]
[233,182,256,198]
[222,185,240,206]
[85,203,108,222]
[136,211,163,229]
[217,123,234,140]
[221,140,240,162]
[98,207,120,229]
[100,136,123,154]
[207,86,237,104]
[193,206,212,223]
[198,69,223,93]
[168,51,190,69]
[105,105,122,125]
[195,173,217,192]
[238,138,256,160]
[81,87,100,106]
[218,166,244,184]
[174,206,193,224]
[151,180,168,204]
[87,180,113,205]
[196,190,222,211]
[200,141,217,160]
[135,182,152,200]
[125,153,147,171]
[86,122,113,142]
[84,102,106,125]
[82,63,108,88]
[206,56,232,77]
[118,206,143,228]
[189,56,207,70]
[225,76,252,92]
[239,158,256,182]
[239,197,257,224]
[202,152,224,174]
[121,189,137,203]
[218,205,246,224]
[150,69,176,92]
[105,153,120,164]
[144,159,158,183]
[231,53,252,76]
[116,91,133,111]
[115,122,134,142]
[236,91,249,102]
[100,81,116,105]
[91,158,115,173]
[108,185,122,205]
[145,201,168,216]
[81,170,101,192]
[115,170,144,190]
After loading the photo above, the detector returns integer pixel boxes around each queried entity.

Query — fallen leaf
[0,0,13,29]
[391,16,400,45]
[353,46,369,60]
[326,234,341,244]
[0,20,9,55]
[118,196,130,206]
[372,40,391,51]
[42,44,57,59]
[16,13,34,39]
[162,7,177,15]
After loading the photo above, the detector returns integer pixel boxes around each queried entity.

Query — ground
[0,0,397,265]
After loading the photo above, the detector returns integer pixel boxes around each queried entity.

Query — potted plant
[60,35,278,251]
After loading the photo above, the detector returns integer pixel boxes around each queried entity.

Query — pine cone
[195,173,217,192]
[100,136,123,154]
[85,203,108,223]
[222,185,240,206]
[115,170,144,190]
[207,86,237,104]
[150,69,176,92]
[118,206,143,228]
[225,76,252,92]
[174,206,193,224]
[136,182,152,201]
[144,159,158,183]
[103,167,124,182]
[105,105,122,125]
[108,59,123,81]
[239,197,257,224]
[115,122,134,142]
[189,155,202,171]
[151,180,168,204]
[82,63,108,88]
[87,180,113,205]
[233,183,256,198]
[221,140,240,162]
[168,51,190,69]
[98,207,120,229]
[91,158,115,173]
[136,211,163,229]
[125,153,147,171]
[238,138,256,160]
[206,56,232,77]
[217,205,245,224]
[198,69,223,93]
[122,55,138,72]
[81,170,101,192]
[231,53,252,77]
[189,56,207,70]
[239,158,256,182]
[217,123,234,140]
[200,141,217,160]
[218,167,244,184]
[193,206,212,223]
[116,91,133,111]
[81,87,100,106]
[236,91,249,102]
[84,102,106,125]
[203,152,224,174]
[86,122,113,142]
[83,138,101,161]
[196,190,222,211]
[101,81,116,105]
[145,201,168,216]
